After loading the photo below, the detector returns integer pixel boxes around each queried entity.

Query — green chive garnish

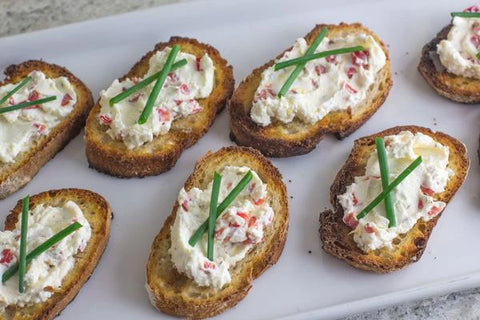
[277,26,328,97]
[476,52,480,60]
[207,172,222,261]
[2,222,82,284]
[0,96,56,114]
[451,12,480,18]
[18,196,29,293]
[0,76,32,106]
[189,171,253,247]
[275,45,365,71]
[356,156,423,220]
[109,59,187,106]
[375,138,396,228]
[138,45,180,124]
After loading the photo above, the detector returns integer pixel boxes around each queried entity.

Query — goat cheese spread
[250,33,386,127]
[338,131,453,253]
[98,47,215,149]
[170,166,274,290]
[0,71,77,163]
[0,201,91,309]
[437,5,480,79]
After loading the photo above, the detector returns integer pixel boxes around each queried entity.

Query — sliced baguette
[1,188,112,320]
[418,25,480,103]
[229,23,392,157]
[146,146,288,319]
[85,37,235,178]
[319,126,469,272]
[0,61,94,199]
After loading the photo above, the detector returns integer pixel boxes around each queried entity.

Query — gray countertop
[2,0,480,319]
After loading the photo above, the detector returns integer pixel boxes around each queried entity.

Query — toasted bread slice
[418,25,480,103]
[0,61,94,199]
[146,146,288,319]
[229,23,392,157]
[1,188,111,319]
[319,126,469,272]
[85,37,234,178]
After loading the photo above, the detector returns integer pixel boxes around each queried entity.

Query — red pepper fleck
[28,90,39,101]
[168,73,179,82]
[343,213,359,229]
[157,108,171,122]
[229,222,240,228]
[347,67,357,79]
[351,50,370,69]
[174,99,182,106]
[61,93,73,106]
[227,182,233,189]
[179,83,190,95]
[420,185,435,196]
[253,197,265,206]
[215,227,225,236]
[99,114,112,125]
[311,78,319,89]
[325,55,336,63]
[345,83,358,94]
[465,5,480,12]
[364,223,375,234]
[195,57,203,72]
[472,35,480,48]
[352,193,359,206]
[248,183,256,193]
[315,64,327,75]
[203,261,216,269]
[248,216,257,228]
[0,249,14,265]
[33,123,47,134]
[427,206,442,216]
[418,199,424,209]
[290,89,298,94]
[128,93,141,103]
[181,200,188,212]
[236,212,249,220]
[8,96,15,105]
[43,286,55,292]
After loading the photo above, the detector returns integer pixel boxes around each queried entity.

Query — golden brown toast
[0,61,94,199]
[146,146,288,319]
[319,126,469,272]
[85,37,235,178]
[1,188,111,320]
[418,24,480,103]
[229,23,392,157]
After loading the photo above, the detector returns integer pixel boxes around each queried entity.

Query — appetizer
[229,23,392,157]
[85,37,234,177]
[0,189,111,319]
[419,5,480,102]
[0,61,93,198]
[320,126,469,272]
[146,146,288,318]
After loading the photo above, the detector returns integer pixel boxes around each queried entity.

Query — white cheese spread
[0,201,91,309]
[98,47,215,149]
[437,5,480,79]
[250,33,386,127]
[338,131,453,252]
[0,71,77,163]
[169,166,274,290]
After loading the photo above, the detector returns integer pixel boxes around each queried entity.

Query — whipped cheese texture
[437,5,480,79]
[338,131,453,252]
[250,33,386,127]
[99,47,215,149]
[170,166,274,289]
[0,71,77,163]
[0,201,91,309]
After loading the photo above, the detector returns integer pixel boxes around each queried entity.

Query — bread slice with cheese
[0,61,94,199]
[319,125,469,272]
[146,146,288,319]
[418,24,480,103]
[229,23,392,157]
[1,188,111,319]
[85,37,234,178]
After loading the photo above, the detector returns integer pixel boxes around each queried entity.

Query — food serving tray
[2,0,480,318]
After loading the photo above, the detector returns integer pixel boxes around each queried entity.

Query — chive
[476,52,480,60]
[375,138,396,227]
[2,222,82,283]
[275,45,365,71]
[109,59,187,106]
[207,172,222,261]
[451,12,480,18]
[0,96,56,114]
[356,156,423,220]
[18,196,29,293]
[138,45,180,124]
[188,171,253,247]
[0,76,32,106]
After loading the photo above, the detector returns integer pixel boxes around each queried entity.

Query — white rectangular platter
[2,0,480,319]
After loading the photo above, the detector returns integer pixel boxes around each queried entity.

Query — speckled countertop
[2,1,480,319]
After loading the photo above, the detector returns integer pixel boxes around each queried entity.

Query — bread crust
[0,61,94,199]
[229,23,392,157]
[85,37,235,178]
[0,188,112,320]
[418,24,480,103]
[145,146,288,319]
[319,126,469,272]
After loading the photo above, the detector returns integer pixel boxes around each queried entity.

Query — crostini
[229,23,392,157]
[0,188,111,319]
[85,37,234,177]
[146,146,288,319]
[320,126,469,272]
[0,61,94,199]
